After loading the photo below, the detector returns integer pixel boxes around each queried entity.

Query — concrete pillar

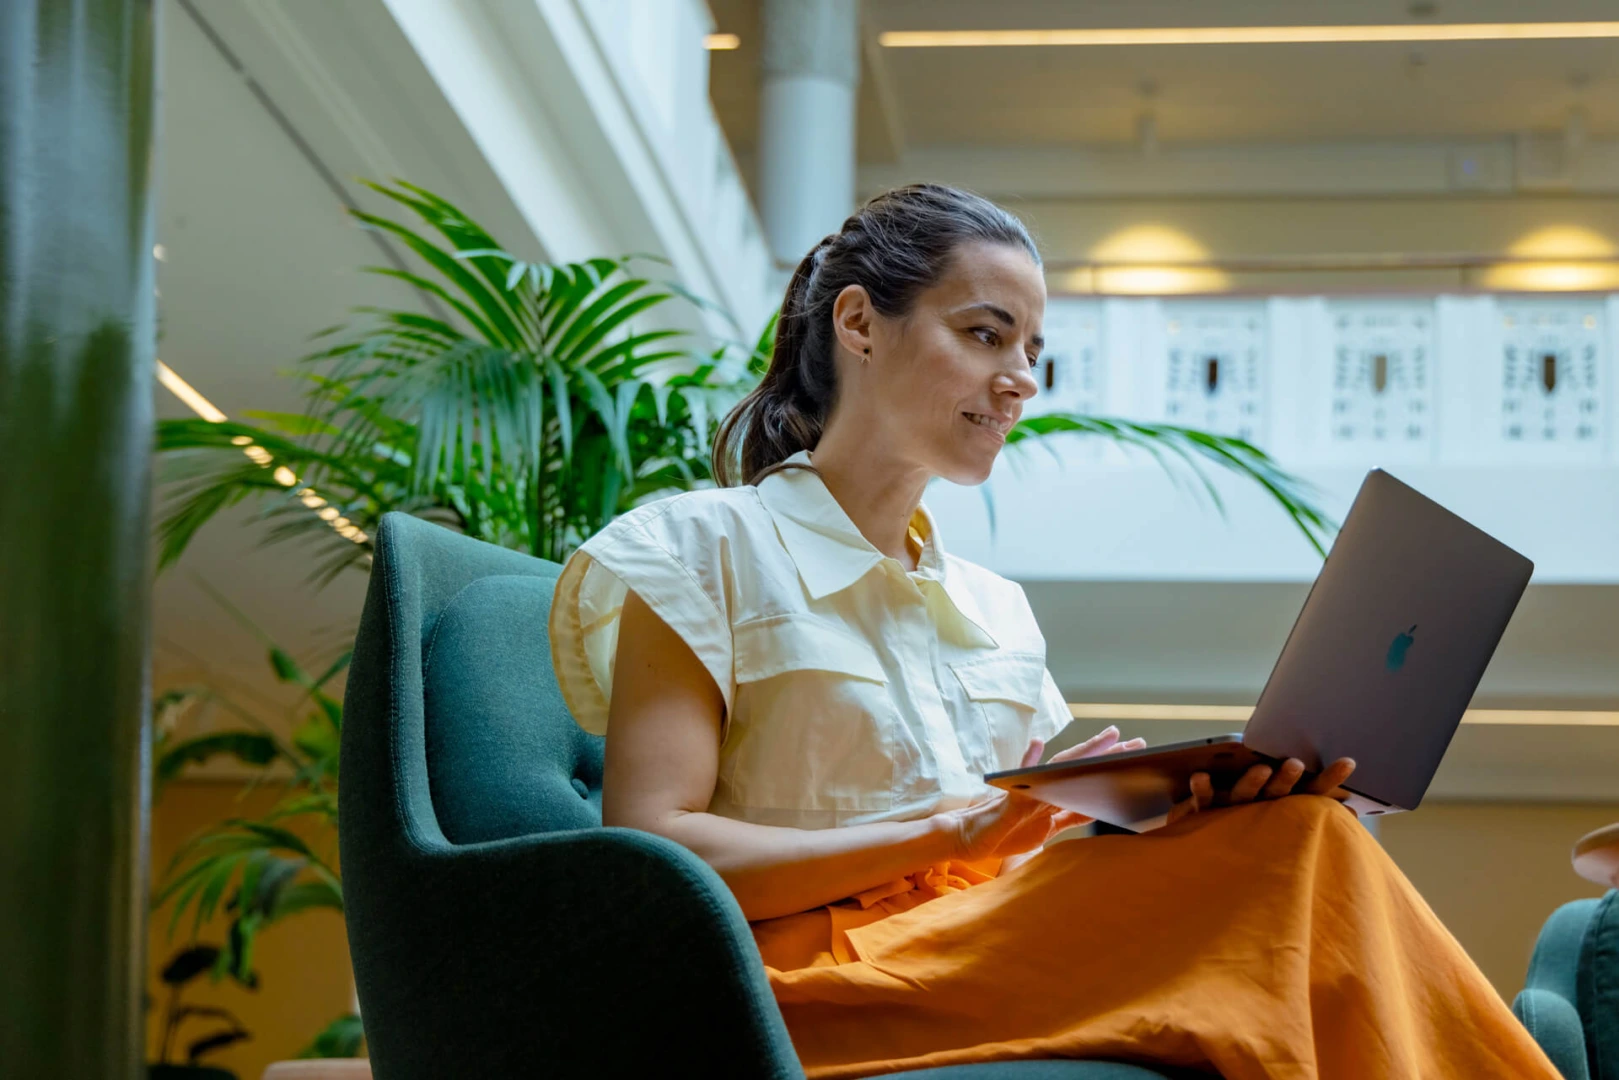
[757,0,860,269]
[0,1,159,1076]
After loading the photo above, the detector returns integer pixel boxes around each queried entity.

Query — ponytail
[711,185,1039,487]
[711,237,836,486]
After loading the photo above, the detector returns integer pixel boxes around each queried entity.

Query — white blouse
[548,449,1072,829]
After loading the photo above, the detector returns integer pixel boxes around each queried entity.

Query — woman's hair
[711,183,1040,486]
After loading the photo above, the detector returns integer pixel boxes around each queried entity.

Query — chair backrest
[341,512,604,872]
[421,573,604,842]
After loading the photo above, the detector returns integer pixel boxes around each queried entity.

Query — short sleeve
[1032,668,1073,746]
[548,498,735,737]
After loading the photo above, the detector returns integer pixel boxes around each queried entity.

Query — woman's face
[833,240,1046,485]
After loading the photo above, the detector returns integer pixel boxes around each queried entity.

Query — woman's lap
[762,796,1559,1080]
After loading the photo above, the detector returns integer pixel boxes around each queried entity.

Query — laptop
[985,468,1534,832]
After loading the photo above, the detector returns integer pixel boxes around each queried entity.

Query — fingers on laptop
[1304,757,1357,797]
[1259,759,1307,799]
[1230,763,1275,803]
[1186,771,1215,813]
[1020,738,1047,769]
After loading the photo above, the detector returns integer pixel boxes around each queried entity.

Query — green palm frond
[154,179,748,572]
[1005,413,1336,556]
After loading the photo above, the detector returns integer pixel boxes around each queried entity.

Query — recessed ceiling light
[154,361,226,423]
[154,359,368,546]
[705,32,740,50]
[879,23,1619,48]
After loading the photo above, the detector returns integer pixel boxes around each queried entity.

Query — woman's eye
[973,327,999,347]
[1027,354,1041,369]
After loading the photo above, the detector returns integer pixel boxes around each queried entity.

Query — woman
[549,185,1559,1079]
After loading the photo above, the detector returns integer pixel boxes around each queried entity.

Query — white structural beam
[861,139,1619,201]
[758,0,860,268]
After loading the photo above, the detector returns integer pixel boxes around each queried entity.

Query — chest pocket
[723,615,907,812]
[948,650,1047,774]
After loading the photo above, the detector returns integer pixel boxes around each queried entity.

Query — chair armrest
[348,826,804,1080]
[1513,988,1591,1080]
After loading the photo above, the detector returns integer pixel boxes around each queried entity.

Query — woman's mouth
[963,412,1011,442]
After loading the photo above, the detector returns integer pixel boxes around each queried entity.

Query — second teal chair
[1515,891,1619,1080]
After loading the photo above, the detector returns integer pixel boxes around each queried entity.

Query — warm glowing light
[1076,225,1230,295]
[705,32,740,49]
[1480,225,1619,291]
[155,360,367,545]
[879,23,1619,48]
[155,361,227,423]
[1067,703,1619,727]
[153,243,167,262]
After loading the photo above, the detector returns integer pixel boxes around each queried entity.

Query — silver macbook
[986,469,1534,831]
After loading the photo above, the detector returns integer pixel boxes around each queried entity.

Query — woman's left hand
[990,726,1147,873]
[1165,756,1358,825]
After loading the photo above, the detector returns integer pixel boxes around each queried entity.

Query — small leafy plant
[151,585,353,1056]
[152,943,252,1074]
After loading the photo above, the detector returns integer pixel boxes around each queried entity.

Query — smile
[963,412,1011,437]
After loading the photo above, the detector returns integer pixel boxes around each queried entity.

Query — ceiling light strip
[879,23,1619,48]
[1066,703,1619,727]
[154,360,367,546]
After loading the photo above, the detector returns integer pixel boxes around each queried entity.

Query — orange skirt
[751,795,1561,1080]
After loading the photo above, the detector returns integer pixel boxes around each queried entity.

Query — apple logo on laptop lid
[1386,624,1417,672]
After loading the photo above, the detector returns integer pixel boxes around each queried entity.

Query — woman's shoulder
[941,552,1045,648]
[584,485,773,557]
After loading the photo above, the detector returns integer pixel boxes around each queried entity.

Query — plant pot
[148,1066,238,1080]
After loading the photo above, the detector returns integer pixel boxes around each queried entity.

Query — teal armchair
[1515,890,1619,1080]
[340,512,1180,1079]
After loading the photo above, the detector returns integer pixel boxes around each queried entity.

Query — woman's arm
[603,588,958,922]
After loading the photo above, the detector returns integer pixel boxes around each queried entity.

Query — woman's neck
[808,429,930,570]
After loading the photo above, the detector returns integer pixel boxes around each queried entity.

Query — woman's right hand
[1165,756,1357,825]
[943,726,1146,863]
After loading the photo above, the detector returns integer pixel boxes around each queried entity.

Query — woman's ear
[831,284,874,361]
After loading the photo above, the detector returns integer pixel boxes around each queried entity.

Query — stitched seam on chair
[420,579,481,681]
[380,523,418,852]
[381,522,435,857]
[1589,893,1616,1077]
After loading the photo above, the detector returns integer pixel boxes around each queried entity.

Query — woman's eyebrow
[953,302,1044,350]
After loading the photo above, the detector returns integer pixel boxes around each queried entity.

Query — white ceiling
[709,0,1619,156]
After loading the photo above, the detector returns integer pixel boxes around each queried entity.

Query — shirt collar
[755,450,999,647]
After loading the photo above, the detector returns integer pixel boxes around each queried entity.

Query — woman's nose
[999,366,1039,399]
